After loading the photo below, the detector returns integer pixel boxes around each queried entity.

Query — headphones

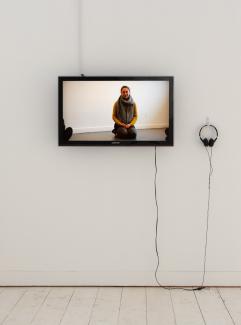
[199,124,218,147]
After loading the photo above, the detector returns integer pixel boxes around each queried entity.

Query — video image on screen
[59,77,173,146]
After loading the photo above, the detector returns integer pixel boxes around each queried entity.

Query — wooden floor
[0,287,240,324]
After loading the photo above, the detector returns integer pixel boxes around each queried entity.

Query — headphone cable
[200,146,213,287]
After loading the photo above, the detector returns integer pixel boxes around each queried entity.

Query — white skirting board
[0,271,241,286]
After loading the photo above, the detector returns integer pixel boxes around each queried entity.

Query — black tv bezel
[58,76,174,146]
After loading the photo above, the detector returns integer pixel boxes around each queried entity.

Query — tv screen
[58,76,174,146]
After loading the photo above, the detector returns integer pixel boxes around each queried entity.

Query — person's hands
[121,123,131,128]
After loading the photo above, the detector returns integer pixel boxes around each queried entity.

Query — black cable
[154,146,197,290]
[154,145,213,291]
[200,146,213,287]
[154,145,162,287]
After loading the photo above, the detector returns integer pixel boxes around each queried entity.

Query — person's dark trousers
[115,126,137,139]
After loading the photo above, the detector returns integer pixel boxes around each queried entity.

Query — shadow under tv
[58,76,174,146]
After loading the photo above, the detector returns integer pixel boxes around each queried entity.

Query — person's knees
[128,127,137,138]
[115,126,137,139]
[116,127,128,138]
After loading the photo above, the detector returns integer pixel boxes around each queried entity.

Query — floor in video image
[70,128,166,141]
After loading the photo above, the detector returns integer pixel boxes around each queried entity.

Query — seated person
[112,86,138,139]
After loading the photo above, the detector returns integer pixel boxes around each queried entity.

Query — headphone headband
[199,124,218,141]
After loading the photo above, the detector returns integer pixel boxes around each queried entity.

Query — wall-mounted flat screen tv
[58,76,174,146]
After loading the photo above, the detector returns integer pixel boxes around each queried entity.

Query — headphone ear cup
[209,138,215,147]
[202,138,209,146]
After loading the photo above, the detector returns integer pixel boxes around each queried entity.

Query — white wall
[63,80,169,133]
[1,0,241,286]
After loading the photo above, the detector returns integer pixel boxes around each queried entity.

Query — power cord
[154,145,213,291]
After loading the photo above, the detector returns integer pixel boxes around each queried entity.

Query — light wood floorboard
[194,288,234,325]
[0,288,26,324]
[170,289,205,325]
[2,288,50,325]
[30,287,74,325]
[146,287,176,325]
[0,287,240,325]
[61,287,98,325]
[218,287,241,324]
[88,287,122,325]
[118,287,146,325]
